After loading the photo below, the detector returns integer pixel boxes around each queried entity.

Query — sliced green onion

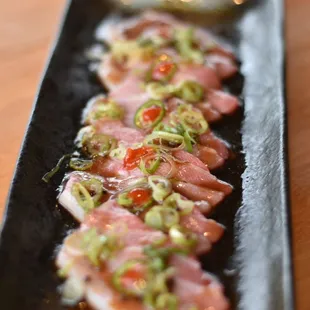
[81,229,108,266]
[169,225,197,250]
[143,245,185,260]
[164,193,194,216]
[156,293,178,310]
[112,40,155,62]
[134,99,165,130]
[178,104,209,134]
[80,179,103,205]
[72,179,103,212]
[139,156,161,175]
[117,192,133,207]
[145,206,180,231]
[42,154,72,183]
[184,130,194,153]
[84,134,117,157]
[149,256,166,273]
[143,267,176,307]
[148,176,172,203]
[146,82,176,100]
[72,183,94,212]
[144,131,185,150]
[109,143,126,160]
[138,36,170,49]
[154,122,184,136]
[112,260,146,297]
[175,80,204,103]
[175,27,204,64]
[69,158,93,171]
[88,100,124,122]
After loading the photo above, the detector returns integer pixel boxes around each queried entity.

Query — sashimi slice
[206,53,238,80]
[171,255,230,310]
[156,162,232,194]
[109,76,150,127]
[181,207,224,244]
[199,131,230,160]
[87,156,140,178]
[94,119,145,146]
[192,144,225,170]
[172,181,225,208]
[196,101,222,122]
[207,89,240,115]
[172,64,221,91]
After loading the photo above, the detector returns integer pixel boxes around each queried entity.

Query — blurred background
[0,0,309,309]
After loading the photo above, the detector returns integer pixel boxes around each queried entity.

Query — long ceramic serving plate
[0,0,293,309]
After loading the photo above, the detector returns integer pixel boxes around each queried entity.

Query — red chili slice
[152,61,176,81]
[123,146,155,170]
[142,106,162,123]
[128,188,152,206]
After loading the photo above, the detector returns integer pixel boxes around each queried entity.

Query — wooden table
[0,0,308,308]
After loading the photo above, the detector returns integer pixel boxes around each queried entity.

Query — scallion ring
[156,293,178,310]
[175,80,204,103]
[69,158,93,171]
[175,27,204,64]
[81,228,108,266]
[169,225,197,250]
[145,206,180,231]
[148,176,172,203]
[87,100,124,122]
[144,131,185,150]
[139,155,161,175]
[84,134,117,157]
[146,82,176,100]
[164,193,194,216]
[72,179,103,211]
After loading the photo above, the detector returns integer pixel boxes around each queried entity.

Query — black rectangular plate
[0,0,294,309]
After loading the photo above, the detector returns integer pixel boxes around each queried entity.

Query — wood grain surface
[0,0,307,309]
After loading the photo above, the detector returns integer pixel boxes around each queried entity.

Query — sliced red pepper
[123,146,155,170]
[128,188,152,206]
[152,60,177,82]
[142,105,162,123]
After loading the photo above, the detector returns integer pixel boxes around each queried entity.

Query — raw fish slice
[172,64,221,91]
[206,52,238,80]
[156,162,232,194]
[207,89,240,115]
[192,144,225,170]
[199,131,230,159]
[95,119,145,146]
[83,200,165,246]
[181,207,224,244]
[171,255,230,310]
[172,181,225,208]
